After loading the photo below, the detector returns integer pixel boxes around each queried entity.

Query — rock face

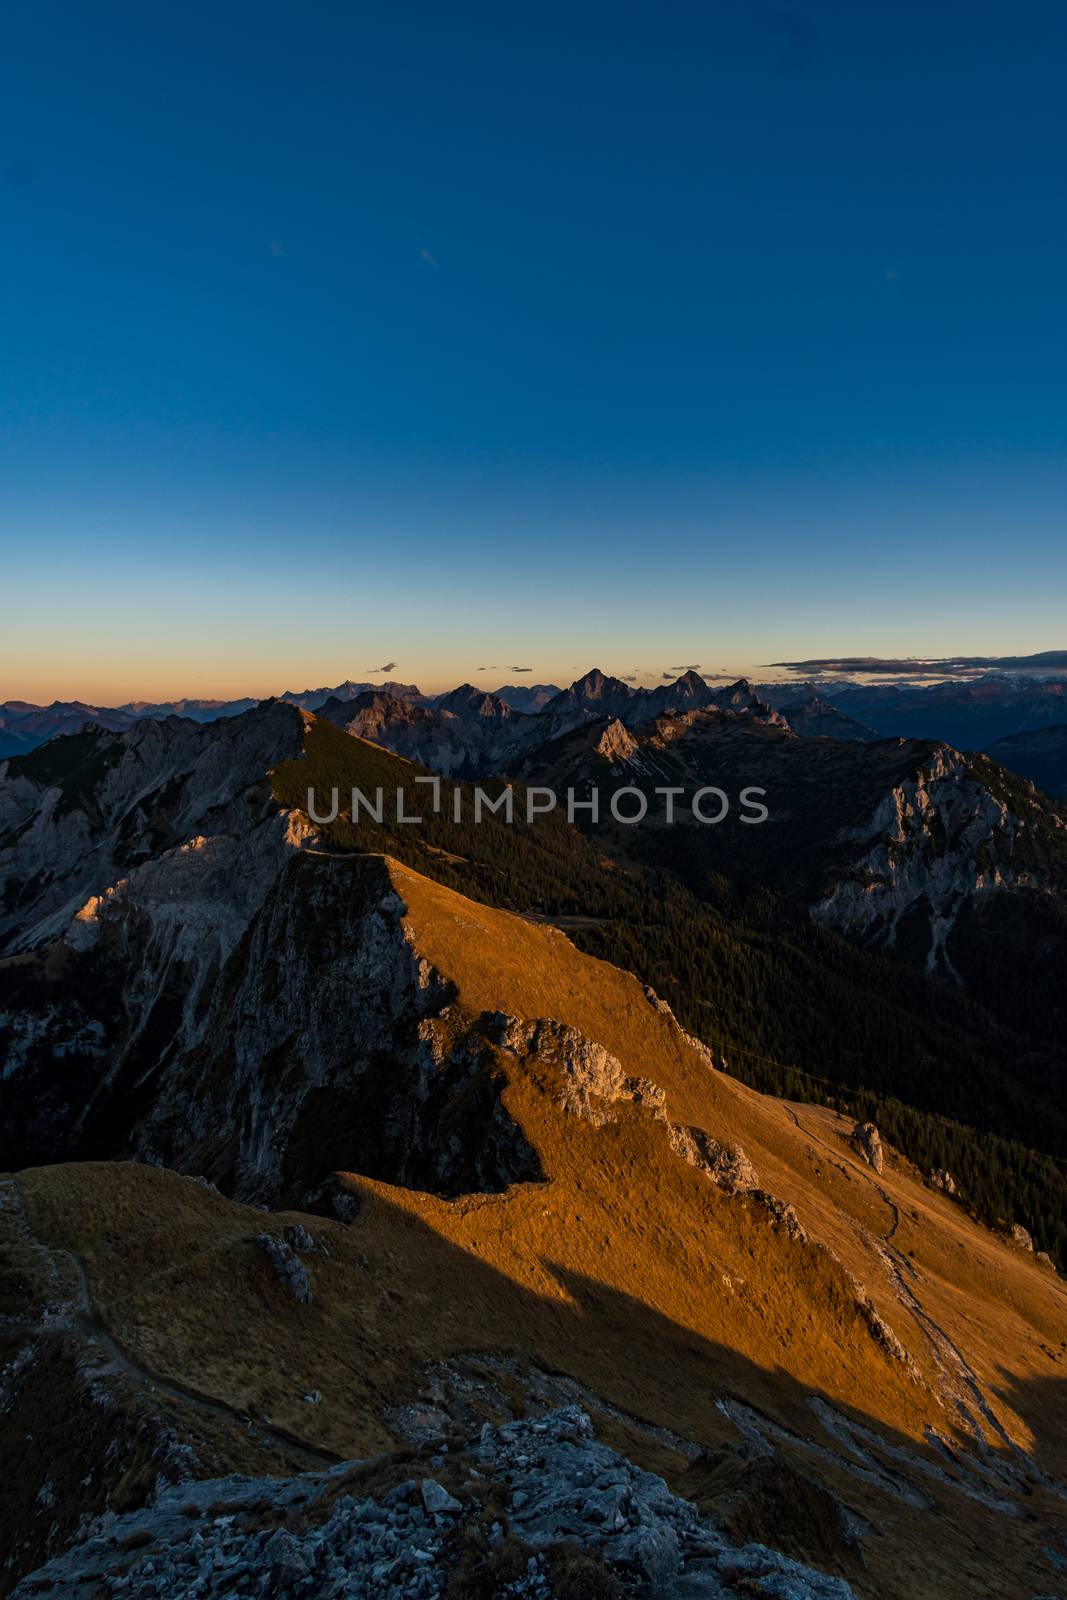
[0,699,309,956]
[849,1122,884,1174]
[487,1012,664,1126]
[0,709,552,1202]
[594,716,639,764]
[808,743,1063,974]
[929,1169,958,1196]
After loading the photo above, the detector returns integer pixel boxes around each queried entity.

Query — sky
[2,0,1065,702]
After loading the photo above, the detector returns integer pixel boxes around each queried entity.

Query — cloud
[766,652,1067,676]
[620,674,638,683]
[509,665,532,673]
[366,661,398,673]
[668,663,701,672]
[419,248,439,269]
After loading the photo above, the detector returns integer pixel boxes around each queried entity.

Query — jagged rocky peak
[594,716,639,763]
[669,667,712,697]
[634,669,716,719]
[571,666,635,701]
[544,667,635,715]
[318,685,537,780]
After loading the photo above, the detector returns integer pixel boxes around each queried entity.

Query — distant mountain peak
[558,667,629,699]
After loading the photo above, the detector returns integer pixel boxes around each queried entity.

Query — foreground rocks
[11,1406,855,1600]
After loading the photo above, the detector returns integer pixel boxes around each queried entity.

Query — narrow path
[783,1109,1066,1501]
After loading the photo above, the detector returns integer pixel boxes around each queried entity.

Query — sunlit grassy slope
[270,716,1067,1264]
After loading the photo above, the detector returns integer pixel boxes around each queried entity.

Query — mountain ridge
[3,848,1065,1597]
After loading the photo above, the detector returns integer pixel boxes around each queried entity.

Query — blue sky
[2,1,1065,700]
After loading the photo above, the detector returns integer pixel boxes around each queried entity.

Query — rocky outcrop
[666,1124,759,1193]
[486,1011,812,1242]
[486,1013,664,1126]
[257,1233,313,1304]
[929,1169,958,1196]
[10,1406,856,1600]
[849,1122,884,1174]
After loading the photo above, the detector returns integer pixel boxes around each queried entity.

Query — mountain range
[2,677,1066,1596]
[7,668,1065,789]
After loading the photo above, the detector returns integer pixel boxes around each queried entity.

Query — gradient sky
[3,1,1066,702]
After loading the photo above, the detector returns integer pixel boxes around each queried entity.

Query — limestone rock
[9,1404,858,1600]
[256,1233,312,1303]
[667,1124,759,1193]
[420,1479,461,1516]
[594,717,639,765]
[849,1122,884,1174]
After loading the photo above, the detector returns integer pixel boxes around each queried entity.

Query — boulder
[420,1479,462,1515]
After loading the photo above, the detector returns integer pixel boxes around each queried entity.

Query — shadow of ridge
[10,1159,1067,1600]
[331,1187,1067,1598]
